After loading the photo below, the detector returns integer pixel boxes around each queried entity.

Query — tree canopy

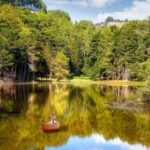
[0,4,150,81]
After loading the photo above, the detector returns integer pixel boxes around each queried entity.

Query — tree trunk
[122,65,129,80]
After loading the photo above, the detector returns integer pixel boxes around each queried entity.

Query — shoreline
[0,79,146,86]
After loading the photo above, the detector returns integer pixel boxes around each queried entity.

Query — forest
[0,2,150,81]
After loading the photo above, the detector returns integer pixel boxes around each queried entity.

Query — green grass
[37,77,146,86]
[72,76,91,80]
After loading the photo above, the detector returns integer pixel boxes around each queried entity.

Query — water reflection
[0,83,150,150]
[45,134,149,150]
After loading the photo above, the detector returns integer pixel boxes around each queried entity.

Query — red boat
[42,122,60,132]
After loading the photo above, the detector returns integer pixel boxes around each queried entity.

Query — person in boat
[48,112,58,125]
[51,112,56,124]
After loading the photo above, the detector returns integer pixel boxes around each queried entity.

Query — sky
[42,0,150,23]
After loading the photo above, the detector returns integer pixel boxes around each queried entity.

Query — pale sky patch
[90,0,117,8]
[43,0,117,8]
[43,0,88,8]
[97,0,150,22]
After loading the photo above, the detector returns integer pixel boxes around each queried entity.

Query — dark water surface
[0,83,150,150]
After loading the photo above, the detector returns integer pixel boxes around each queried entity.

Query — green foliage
[72,20,95,75]
[0,49,13,70]
[52,51,69,81]
[83,27,113,79]
[0,4,150,81]
[141,58,150,80]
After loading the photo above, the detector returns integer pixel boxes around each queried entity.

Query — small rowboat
[42,122,60,132]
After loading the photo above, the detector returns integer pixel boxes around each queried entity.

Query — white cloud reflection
[91,134,149,150]
[45,134,149,150]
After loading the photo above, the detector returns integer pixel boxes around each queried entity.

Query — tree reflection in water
[0,83,150,150]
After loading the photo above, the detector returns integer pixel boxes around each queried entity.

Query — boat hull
[42,123,60,132]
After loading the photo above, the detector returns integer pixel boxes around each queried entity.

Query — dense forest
[0,2,150,81]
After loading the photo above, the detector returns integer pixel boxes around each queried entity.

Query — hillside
[106,21,125,27]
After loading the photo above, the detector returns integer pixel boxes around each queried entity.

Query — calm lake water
[0,83,150,150]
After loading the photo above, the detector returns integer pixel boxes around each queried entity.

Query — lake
[0,83,150,150]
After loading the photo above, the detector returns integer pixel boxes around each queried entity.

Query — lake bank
[37,78,147,86]
[0,79,146,86]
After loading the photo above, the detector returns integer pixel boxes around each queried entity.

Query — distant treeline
[0,4,150,81]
